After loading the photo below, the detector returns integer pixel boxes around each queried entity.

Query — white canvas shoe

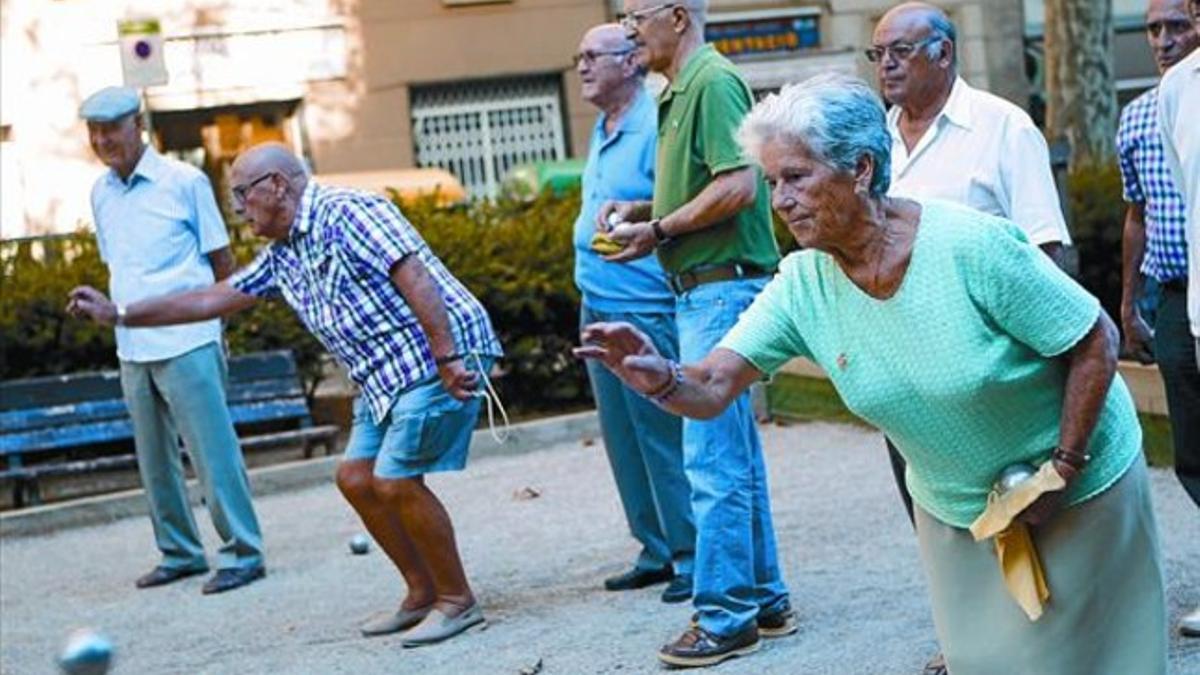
[400,603,486,647]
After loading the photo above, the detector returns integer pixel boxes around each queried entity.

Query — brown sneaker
[657,624,760,669]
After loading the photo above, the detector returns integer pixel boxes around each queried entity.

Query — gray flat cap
[79,86,141,122]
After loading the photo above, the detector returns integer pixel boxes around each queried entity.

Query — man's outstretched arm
[67,281,258,327]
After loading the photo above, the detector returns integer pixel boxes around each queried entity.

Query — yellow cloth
[969,461,1066,621]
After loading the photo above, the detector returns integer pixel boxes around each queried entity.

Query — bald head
[233,142,308,181]
[231,142,308,240]
[872,2,957,109]
[583,23,633,51]
[875,2,956,65]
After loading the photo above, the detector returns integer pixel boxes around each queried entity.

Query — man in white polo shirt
[873,3,1070,262]
[80,86,265,595]
[1157,0,1200,639]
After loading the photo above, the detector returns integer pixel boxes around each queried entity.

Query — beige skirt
[914,460,1167,675]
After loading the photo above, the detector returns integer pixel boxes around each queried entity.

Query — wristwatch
[650,218,671,245]
[115,304,127,326]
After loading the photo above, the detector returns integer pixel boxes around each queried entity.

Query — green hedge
[1066,162,1124,322]
[0,189,589,414]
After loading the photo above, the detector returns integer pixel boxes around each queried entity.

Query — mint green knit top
[720,200,1141,528]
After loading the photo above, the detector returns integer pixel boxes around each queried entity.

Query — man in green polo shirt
[595,0,793,668]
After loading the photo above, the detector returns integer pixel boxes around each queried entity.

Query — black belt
[1160,278,1188,293]
[668,262,773,295]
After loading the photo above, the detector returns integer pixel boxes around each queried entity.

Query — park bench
[0,349,339,508]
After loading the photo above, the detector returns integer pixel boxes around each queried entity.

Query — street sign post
[116,18,167,88]
[116,18,167,145]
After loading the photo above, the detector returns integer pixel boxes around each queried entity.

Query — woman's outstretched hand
[574,322,672,395]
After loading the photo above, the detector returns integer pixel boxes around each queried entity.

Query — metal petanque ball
[994,462,1038,496]
[349,533,370,555]
[58,628,113,675]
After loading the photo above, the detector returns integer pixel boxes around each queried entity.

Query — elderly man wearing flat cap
[78,86,265,594]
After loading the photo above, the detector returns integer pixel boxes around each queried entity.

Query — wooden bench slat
[227,350,299,384]
[0,399,129,434]
[0,397,316,457]
[1,350,336,507]
[0,419,135,455]
[0,379,306,435]
[0,371,124,411]
[0,349,300,412]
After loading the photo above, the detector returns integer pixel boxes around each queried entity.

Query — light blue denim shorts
[343,359,491,479]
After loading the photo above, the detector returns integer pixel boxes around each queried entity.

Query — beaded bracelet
[647,360,684,404]
[1051,446,1091,470]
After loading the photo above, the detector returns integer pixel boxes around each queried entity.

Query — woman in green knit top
[575,74,1166,674]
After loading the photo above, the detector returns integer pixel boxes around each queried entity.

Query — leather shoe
[603,565,673,591]
[757,601,799,638]
[660,573,692,603]
[1181,606,1200,637]
[201,566,265,595]
[922,652,948,675]
[658,624,760,668]
[135,565,208,589]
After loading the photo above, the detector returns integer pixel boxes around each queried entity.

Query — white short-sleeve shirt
[1156,48,1200,337]
[887,77,1071,247]
[91,147,230,362]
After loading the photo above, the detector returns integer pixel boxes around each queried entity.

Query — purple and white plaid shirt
[1117,87,1189,283]
[230,182,502,423]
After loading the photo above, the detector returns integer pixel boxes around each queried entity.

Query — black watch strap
[651,219,670,244]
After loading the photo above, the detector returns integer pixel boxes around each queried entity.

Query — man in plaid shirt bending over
[68,142,504,648]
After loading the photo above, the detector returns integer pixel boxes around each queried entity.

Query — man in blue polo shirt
[79,86,265,594]
[573,23,695,604]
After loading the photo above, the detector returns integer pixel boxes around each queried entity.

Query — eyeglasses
[572,48,634,66]
[231,172,277,206]
[864,37,941,63]
[618,3,679,31]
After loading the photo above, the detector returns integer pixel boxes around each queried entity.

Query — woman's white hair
[736,73,892,197]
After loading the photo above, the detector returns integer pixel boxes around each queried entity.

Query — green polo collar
[665,44,720,99]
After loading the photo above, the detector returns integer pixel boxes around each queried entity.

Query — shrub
[1,189,591,414]
[399,190,588,413]
[1066,162,1125,322]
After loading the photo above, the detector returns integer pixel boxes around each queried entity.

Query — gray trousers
[120,342,264,571]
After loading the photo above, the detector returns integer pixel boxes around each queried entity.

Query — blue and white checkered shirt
[1116,87,1189,282]
[230,182,502,423]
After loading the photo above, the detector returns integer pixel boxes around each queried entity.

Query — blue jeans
[676,278,790,637]
[120,342,264,572]
[582,305,694,575]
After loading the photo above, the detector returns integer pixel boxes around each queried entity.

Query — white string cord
[471,352,511,444]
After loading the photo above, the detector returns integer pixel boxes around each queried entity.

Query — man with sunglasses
[573,24,696,604]
[77,86,266,595]
[597,0,793,668]
[872,3,1069,262]
[69,141,503,648]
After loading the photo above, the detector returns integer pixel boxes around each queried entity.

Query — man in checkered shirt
[1116,0,1200,637]
[69,142,503,647]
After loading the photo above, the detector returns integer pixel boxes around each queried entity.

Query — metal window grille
[411,74,567,199]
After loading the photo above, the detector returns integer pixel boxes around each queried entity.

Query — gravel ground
[1,421,1197,674]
